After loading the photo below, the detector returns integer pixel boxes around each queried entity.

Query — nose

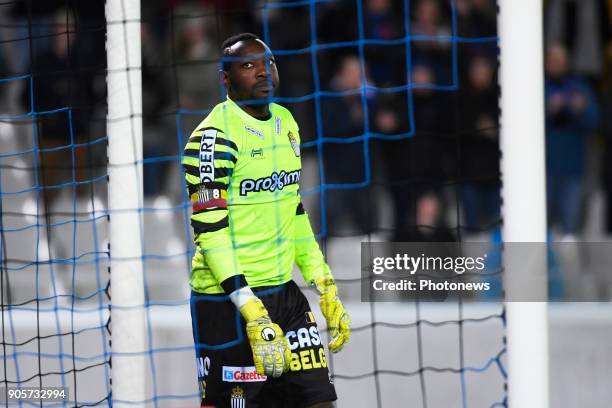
[256,60,271,80]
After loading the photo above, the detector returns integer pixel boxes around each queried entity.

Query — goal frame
[106,0,147,405]
[498,1,550,407]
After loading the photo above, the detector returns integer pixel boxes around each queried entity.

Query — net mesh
[0,1,111,406]
[0,0,506,406]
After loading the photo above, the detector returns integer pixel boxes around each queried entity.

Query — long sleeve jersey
[182,98,331,294]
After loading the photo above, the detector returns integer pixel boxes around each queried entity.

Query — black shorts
[191,280,337,408]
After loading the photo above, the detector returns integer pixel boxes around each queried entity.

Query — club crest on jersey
[287,131,300,157]
[230,386,245,408]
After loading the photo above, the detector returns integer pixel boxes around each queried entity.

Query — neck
[229,94,271,120]
[241,104,270,120]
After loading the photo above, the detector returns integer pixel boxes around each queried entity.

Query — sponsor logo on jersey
[245,126,264,139]
[285,326,328,372]
[251,148,264,159]
[230,386,245,408]
[287,131,300,157]
[275,117,281,135]
[285,326,322,350]
[239,170,301,196]
[222,366,267,382]
[197,356,211,377]
[197,356,211,399]
[199,129,218,182]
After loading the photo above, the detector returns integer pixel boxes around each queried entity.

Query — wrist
[238,295,268,322]
[229,286,256,309]
[223,275,267,321]
[312,276,337,296]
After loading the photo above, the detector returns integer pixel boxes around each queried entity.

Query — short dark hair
[221,33,260,71]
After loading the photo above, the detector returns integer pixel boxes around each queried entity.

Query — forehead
[228,39,272,59]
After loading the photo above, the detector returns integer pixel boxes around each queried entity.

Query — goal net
[0,0,509,406]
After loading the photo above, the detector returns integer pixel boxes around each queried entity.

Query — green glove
[240,297,291,378]
[313,277,350,353]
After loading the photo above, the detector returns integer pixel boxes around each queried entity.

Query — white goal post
[102,0,550,406]
[499,1,550,407]
[106,0,147,406]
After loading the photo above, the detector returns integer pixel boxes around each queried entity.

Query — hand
[240,297,291,378]
[314,277,350,353]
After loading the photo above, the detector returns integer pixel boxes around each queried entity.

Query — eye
[268,59,275,65]
[242,62,254,69]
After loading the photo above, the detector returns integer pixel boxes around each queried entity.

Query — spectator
[545,0,611,84]
[411,0,450,38]
[545,44,599,237]
[384,63,455,240]
[602,86,612,234]
[8,1,61,73]
[321,55,377,235]
[465,0,496,38]
[411,0,452,82]
[395,190,456,242]
[458,55,500,233]
[172,3,220,112]
[23,8,99,299]
[455,0,497,64]
[142,22,174,196]
[27,9,92,206]
[259,1,315,141]
[363,0,404,87]
[143,2,221,196]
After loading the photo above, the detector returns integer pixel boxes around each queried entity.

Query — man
[544,44,598,237]
[182,33,350,408]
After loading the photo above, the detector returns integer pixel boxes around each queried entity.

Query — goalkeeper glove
[313,277,350,353]
[239,296,291,378]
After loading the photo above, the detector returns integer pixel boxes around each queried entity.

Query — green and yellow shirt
[182,98,330,294]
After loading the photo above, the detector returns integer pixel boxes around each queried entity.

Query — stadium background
[0,0,612,406]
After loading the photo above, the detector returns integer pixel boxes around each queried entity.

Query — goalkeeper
[182,33,350,408]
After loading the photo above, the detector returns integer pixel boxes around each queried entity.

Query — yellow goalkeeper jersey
[182,97,329,294]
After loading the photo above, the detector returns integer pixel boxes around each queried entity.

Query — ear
[221,70,230,90]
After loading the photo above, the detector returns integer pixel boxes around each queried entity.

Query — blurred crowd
[0,0,611,243]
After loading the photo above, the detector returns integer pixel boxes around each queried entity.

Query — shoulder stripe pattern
[184,165,233,179]
[182,120,242,242]
[189,128,238,151]
[215,137,238,152]
[192,217,229,234]
[214,151,238,164]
